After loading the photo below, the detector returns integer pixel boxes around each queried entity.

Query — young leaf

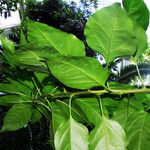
[47,55,108,89]
[85,3,137,64]
[25,19,85,56]
[1,104,32,132]
[125,111,150,150]
[123,0,149,30]
[89,117,126,150]
[54,116,89,150]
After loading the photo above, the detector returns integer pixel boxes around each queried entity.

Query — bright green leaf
[54,116,89,150]
[25,19,85,56]
[47,55,108,89]
[89,117,126,150]
[123,0,149,30]
[85,3,137,64]
[1,104,32,132]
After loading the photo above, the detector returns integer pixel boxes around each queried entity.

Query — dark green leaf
[85,3,137,64]
[1,104,32,132]
[30,109,42,123]
[123,0,149,30]
[0,95,26,106]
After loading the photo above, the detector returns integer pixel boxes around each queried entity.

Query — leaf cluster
[0,1,150,149]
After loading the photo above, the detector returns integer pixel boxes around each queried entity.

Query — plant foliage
[0,1,150,149]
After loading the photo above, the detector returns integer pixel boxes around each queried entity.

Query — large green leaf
[85,3,137,64]
[54,116,89,150]
[25,19,85,56]
[125,111,150,150]
[1,104,32,132]
[47,55,108,89]
[123,0,149,30]
[89,117,126,150]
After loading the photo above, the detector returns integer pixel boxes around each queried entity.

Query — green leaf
[0,78,33,97]
[1,104,32,132]
[89,117,126,150]
[54,116,89,150]
[0,95,26,106]
[0,36,15,65]
[30,109,42,123]
[132,22,148,58]
[47,55,108,89]
[51,100,89,133]
[75,98,108,126]
[25,19,85,56]
[125,111,150,150]
[14,50,46,68]
[85,3,137,64]
[123,0,149,30]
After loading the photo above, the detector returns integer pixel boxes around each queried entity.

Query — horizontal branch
[41,88,150,99]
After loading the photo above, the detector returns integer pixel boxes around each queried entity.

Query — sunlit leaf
[89,117,126,150]
[85,3,137,64]
[25,19,85,56]
[47,55,108,89]
[54,116,89,150]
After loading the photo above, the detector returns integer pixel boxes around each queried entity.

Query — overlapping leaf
[24,19,85,56]
[123,0,149,30]
[47,55,108,89]
[85,3,137,64]
[89,117,126,150]
[1,104,32,132]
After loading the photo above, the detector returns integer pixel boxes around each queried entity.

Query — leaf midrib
[51,58,102,86]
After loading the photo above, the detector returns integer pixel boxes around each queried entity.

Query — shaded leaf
[75,98,108,126]
[123,0,149,30]
[1,104,32,132]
